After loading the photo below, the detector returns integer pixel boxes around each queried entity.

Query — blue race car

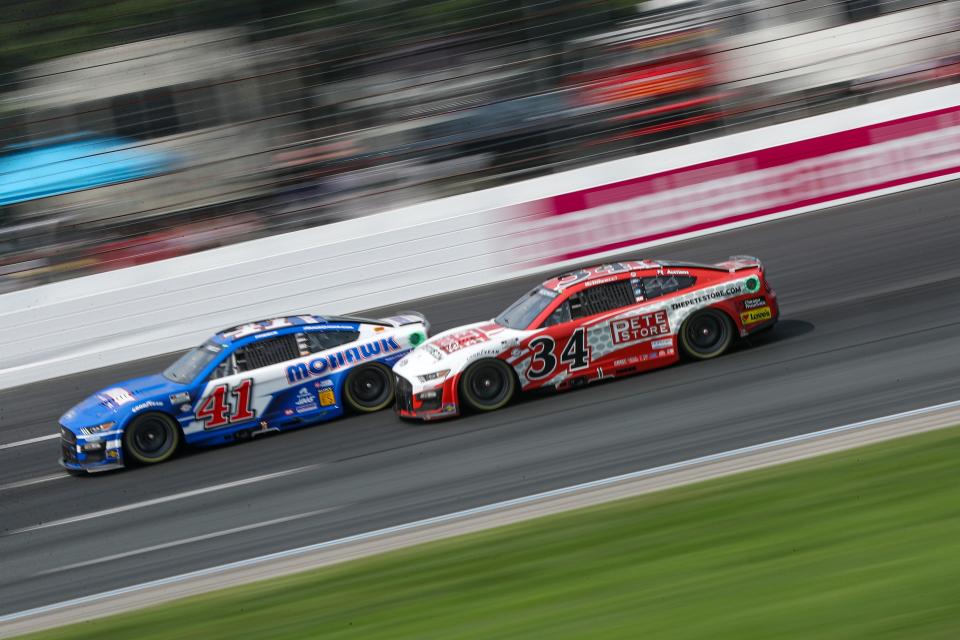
[59,313,429,473]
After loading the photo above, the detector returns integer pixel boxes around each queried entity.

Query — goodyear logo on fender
[286,338,401,384]
[741,306,772,325]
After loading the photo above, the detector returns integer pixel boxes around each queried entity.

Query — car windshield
[494,286,558,329]
[162,339,223,383]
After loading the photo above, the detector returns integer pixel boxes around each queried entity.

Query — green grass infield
[21,425,960,639]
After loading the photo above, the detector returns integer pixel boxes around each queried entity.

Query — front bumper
[394,374,459,421]
[59,426,124,472]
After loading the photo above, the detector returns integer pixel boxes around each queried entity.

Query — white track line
[6,465,318,535]
[0,475,67,492]
[0,435,58,450]
[2,398,958,625]
[41,509,339,575]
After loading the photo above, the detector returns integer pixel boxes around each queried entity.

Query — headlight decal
[418,369,451,383]
[80,421,116,435]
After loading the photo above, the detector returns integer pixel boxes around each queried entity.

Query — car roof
[213,315,335,344]
[540,259,729,292]
[211,314,396,346]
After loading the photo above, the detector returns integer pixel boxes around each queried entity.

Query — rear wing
[325,313,429,332]
[715,255,763,273]
[380,312,430,331]
[653,257,762,273]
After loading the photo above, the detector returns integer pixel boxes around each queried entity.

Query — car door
[522,278,637,388]
[607,273,697,368]
[299,327,361,410]
[194,333,303,435]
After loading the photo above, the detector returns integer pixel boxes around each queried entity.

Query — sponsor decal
[584,275,621,287]
[671,286,743,310]
[611,311,670,345]
[285,337,402,384]
[743,297,766,310]
[295,387,319,414]
[303,324,358,333]
[408,331,426,347]
[132,400,163,413]
[319,389,336,407]
[170,392,191,405]
[745,276,761,292]
[99,388,134,407]
[284,408,294,416]
[423,344,445,360]
[433,329,489,354]
[651,338,673,349]
[741,306,773,324]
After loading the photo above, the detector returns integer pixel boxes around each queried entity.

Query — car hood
[395,320,526,376]
[59,373,187,431]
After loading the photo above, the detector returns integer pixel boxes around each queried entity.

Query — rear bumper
[743,296,779,335]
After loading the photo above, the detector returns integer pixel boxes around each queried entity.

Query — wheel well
[342,360,392,385]
[680,306,737,333]
[677,307,738,360]
[461,358,521,392]
[123,410,184,440]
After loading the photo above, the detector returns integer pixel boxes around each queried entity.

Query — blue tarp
[0,135,177,206]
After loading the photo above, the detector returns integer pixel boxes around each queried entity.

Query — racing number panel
[526,328,591,381]
[197,378,257,429]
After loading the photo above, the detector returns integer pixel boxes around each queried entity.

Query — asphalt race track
[2,181,960,616]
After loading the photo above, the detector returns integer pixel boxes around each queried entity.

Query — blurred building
[716,0,960,120]
[2,29,285,224]
[0,0,957,292]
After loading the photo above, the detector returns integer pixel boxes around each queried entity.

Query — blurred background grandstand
[0,0,957,292]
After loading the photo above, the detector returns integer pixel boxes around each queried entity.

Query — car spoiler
[326,312,430,332]
[380,312,430,331]
[714,255,763,273]
[655,257,762,273]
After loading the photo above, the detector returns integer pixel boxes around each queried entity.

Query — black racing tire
[343,363,395,413]
[459,359,516,413]
[679,309,735,360]
[122,412,181,465]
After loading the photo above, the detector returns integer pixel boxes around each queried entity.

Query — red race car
[393,256,777,420]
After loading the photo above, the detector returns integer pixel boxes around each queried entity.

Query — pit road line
[1,399,958,638]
